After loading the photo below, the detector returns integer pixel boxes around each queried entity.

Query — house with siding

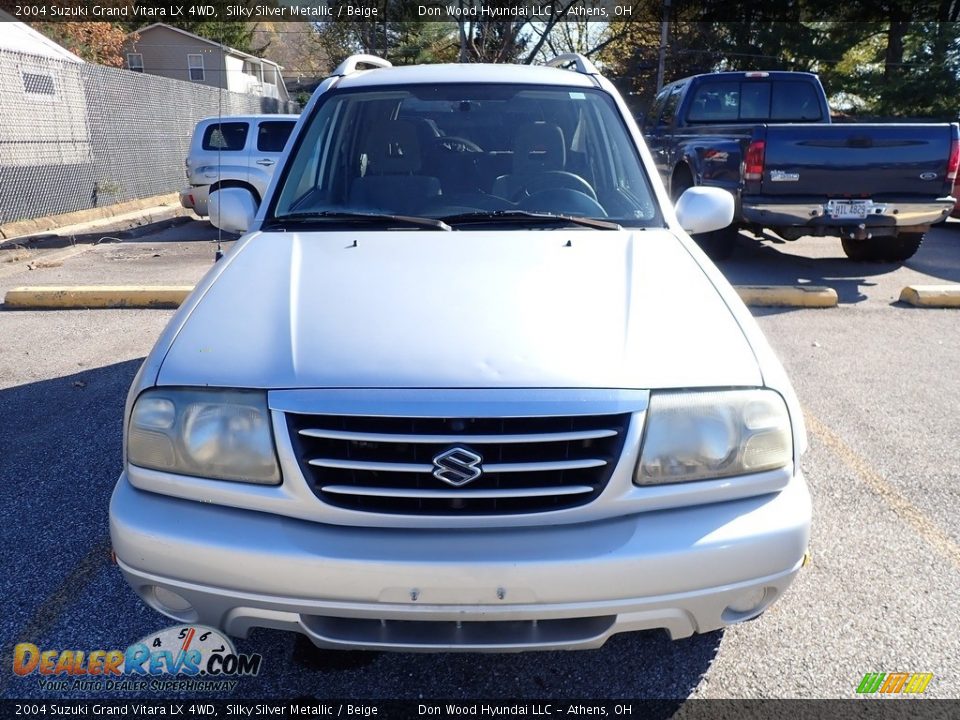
[124,23,290,103]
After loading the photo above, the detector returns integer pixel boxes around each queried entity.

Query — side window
[22,71,56,98]
[257,121,296,153]
[646,88,668,129]
[188,54,204,82]
[659,87,682,126]
[202,122,249,151]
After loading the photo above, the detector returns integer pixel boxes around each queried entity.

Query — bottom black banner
[0,700,957,720]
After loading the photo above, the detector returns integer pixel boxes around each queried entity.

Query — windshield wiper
[267,211,452,231]
[440,210,621,231]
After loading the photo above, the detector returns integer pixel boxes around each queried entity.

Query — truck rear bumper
[741,197,954,229]
[110,472,811,652]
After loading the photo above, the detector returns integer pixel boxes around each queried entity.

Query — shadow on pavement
[0,359,143,694]
[716,232,882,304]
[718,226,960,304]
[902,226,960,283]
[0,217,198,252]
[280,629,722,705]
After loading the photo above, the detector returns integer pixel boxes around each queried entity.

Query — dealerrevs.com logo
[12,625,262,692]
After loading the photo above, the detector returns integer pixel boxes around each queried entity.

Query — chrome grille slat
[320,485,595,499]
[299,428,618,444]
[309,458,431,473]
[286,412,630,515]
[308,458,607,473]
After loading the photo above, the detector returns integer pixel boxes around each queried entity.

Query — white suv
[179,114,298,217]
[112,54,811,652]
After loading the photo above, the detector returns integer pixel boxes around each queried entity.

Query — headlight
[635,389,792,485]
[128,389,280,484]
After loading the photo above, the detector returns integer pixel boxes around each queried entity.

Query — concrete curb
[735,285,838,308]
[899,285,960,308]
[4,286,194,310]
[0,193,180,242]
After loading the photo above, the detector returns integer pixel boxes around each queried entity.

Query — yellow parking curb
[899,285,960,308]
[3,286,194,309]
[735,285,838,308]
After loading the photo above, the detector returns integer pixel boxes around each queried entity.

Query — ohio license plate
[827,199,872,219]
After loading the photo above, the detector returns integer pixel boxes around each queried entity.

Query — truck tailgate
[761,123,956,197]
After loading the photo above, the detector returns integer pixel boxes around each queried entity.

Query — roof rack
[544,53,599,76]
[332,54,393,77]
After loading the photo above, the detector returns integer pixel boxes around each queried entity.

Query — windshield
[269,83,660,228]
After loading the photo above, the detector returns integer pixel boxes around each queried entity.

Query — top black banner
[0,0,957,23]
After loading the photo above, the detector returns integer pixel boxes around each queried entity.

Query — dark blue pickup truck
[642,71,959,261]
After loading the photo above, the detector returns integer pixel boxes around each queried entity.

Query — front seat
[350,120,441,213]
[491,122,567,201]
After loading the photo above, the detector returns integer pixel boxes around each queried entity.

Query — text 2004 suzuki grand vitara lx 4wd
[110,54,811,652]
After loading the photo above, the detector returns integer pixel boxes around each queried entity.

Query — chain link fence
[0,48,299,226]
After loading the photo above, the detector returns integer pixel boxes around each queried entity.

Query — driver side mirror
[209,187,258,234]
[674,186,734,235]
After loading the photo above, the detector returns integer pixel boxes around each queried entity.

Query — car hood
[157,229,762,389]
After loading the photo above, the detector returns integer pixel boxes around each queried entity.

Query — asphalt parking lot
[0,218,958,701]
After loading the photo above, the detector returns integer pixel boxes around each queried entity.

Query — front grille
[286,413,631,515]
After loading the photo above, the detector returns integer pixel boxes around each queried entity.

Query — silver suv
[112,54,811,652]
[179,114,298,217]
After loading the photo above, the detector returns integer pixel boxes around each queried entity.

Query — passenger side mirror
[674,186,734,235]
[209,187,258,234]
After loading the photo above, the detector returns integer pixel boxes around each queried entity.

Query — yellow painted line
[899,285,960,308]
[805,411,960,570]
[735,285,838,308]
[3,286,193,309]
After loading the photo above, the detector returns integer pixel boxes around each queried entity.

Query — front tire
[841,233,924,263]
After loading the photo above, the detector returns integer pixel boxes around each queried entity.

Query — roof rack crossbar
[332,54,393,77]
[545,53,599,76]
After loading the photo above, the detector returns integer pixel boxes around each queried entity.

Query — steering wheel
[438,136,484,153]
[519,188,608,218]
[513,171,598,202]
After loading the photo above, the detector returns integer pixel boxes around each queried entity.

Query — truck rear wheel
[841,233,924,263]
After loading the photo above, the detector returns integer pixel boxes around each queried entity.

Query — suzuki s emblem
[432,447,483,487]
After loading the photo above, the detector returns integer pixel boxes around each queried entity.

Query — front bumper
[741,197,954,229]
[179,185,210,217]
[110,471,810,652]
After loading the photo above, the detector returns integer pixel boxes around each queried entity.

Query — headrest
[513,122,566,173]
[363,120,422,174]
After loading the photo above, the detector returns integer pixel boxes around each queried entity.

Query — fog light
[725,587,769,617]
[150,586,198,622]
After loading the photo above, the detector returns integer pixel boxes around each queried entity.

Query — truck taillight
[744,140,765,181]
[947,137,959,182]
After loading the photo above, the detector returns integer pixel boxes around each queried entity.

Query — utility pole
[655,0,671,91]
[458,1,469,62]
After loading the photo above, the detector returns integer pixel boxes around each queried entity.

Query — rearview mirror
[674,186,735,235]
[209,187,257,234]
